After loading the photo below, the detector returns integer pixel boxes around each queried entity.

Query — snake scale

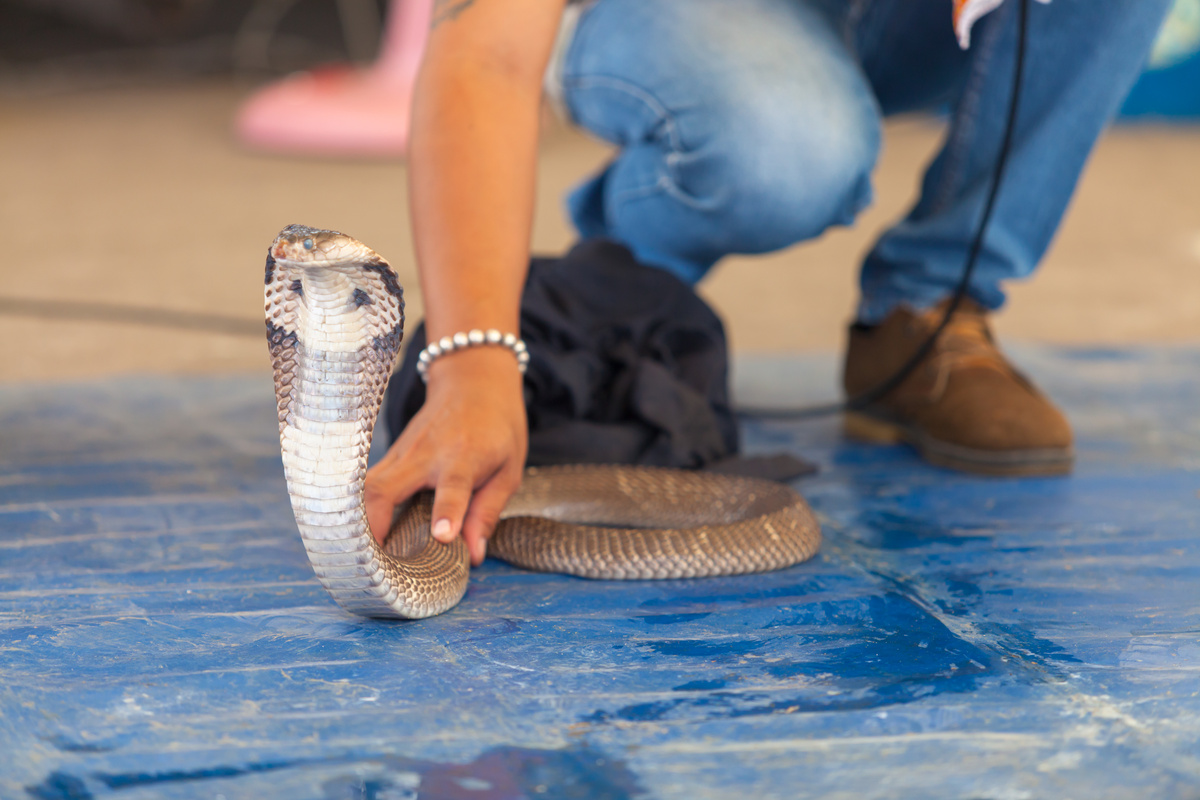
[266,225,821,619]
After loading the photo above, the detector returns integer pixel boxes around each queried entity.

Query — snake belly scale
[266,225,821,619]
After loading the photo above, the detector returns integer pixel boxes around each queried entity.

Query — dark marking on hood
[265,319,298,352]
[371,322,403,356]
[362,262,403,299]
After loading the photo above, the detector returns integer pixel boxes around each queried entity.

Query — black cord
[0,295,262,337]
[741,0,1030,421]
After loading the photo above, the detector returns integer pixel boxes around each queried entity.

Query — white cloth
[954,0,1053,48]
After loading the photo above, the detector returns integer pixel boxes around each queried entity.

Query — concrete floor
[1,80,1199,383]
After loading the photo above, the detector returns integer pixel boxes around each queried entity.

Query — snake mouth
[271,249,349,270]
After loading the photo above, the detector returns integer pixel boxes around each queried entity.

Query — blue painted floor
[4,347,1200,799]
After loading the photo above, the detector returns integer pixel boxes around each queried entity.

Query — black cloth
[384,239,815,480]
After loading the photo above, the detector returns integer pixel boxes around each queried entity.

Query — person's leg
[840,0,1172,476]
[855,0,1174,322]
[560,0,881,285]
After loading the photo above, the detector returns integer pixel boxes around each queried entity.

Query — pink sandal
[235,0,431,158]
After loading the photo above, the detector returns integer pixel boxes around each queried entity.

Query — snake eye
[303,238,314,250]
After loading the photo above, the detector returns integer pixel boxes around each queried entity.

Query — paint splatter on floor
[4,347,1200,798]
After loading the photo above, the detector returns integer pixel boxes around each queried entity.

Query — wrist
[418,328,528,382]
[422,340,527,386]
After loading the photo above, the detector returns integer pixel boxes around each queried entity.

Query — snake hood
[265,224,405,446]
[265,224,405,366]
[267,225,468,619]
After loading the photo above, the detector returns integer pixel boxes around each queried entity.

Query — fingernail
[432,518,453,541]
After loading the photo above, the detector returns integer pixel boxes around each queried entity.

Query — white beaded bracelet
[416,328,529,382]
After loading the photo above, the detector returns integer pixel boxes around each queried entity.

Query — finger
[461,472,519,566]
[430,471,476,546]
[363,457,431,545]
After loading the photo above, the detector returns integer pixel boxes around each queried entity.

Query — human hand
[364,347,528,566]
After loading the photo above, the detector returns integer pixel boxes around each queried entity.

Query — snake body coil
[266,225,821,619]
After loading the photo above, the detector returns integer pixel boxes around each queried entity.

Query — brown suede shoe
[842,300,1073,476]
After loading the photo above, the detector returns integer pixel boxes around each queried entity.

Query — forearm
[365,2,563,561]
[409,7,561,343]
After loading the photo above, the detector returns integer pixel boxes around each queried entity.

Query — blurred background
[1,0,1198,383]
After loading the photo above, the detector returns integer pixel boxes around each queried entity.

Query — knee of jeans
[667,90,881,251]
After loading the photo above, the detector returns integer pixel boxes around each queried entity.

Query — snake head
[264,224,406,394]
[267,224,404,300]
[271,224,369,267]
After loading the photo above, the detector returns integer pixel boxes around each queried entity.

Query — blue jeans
[560,0,1172,322]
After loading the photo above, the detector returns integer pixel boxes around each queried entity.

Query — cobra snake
[266,225,821,619]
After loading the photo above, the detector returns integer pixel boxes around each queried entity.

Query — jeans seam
[561,74,712,210]
[562,75,683,152]
[928,2,1006,216]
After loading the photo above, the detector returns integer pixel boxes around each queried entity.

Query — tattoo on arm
[433,0,478,26]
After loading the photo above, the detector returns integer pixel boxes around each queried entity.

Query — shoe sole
[843,411,1074,477]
